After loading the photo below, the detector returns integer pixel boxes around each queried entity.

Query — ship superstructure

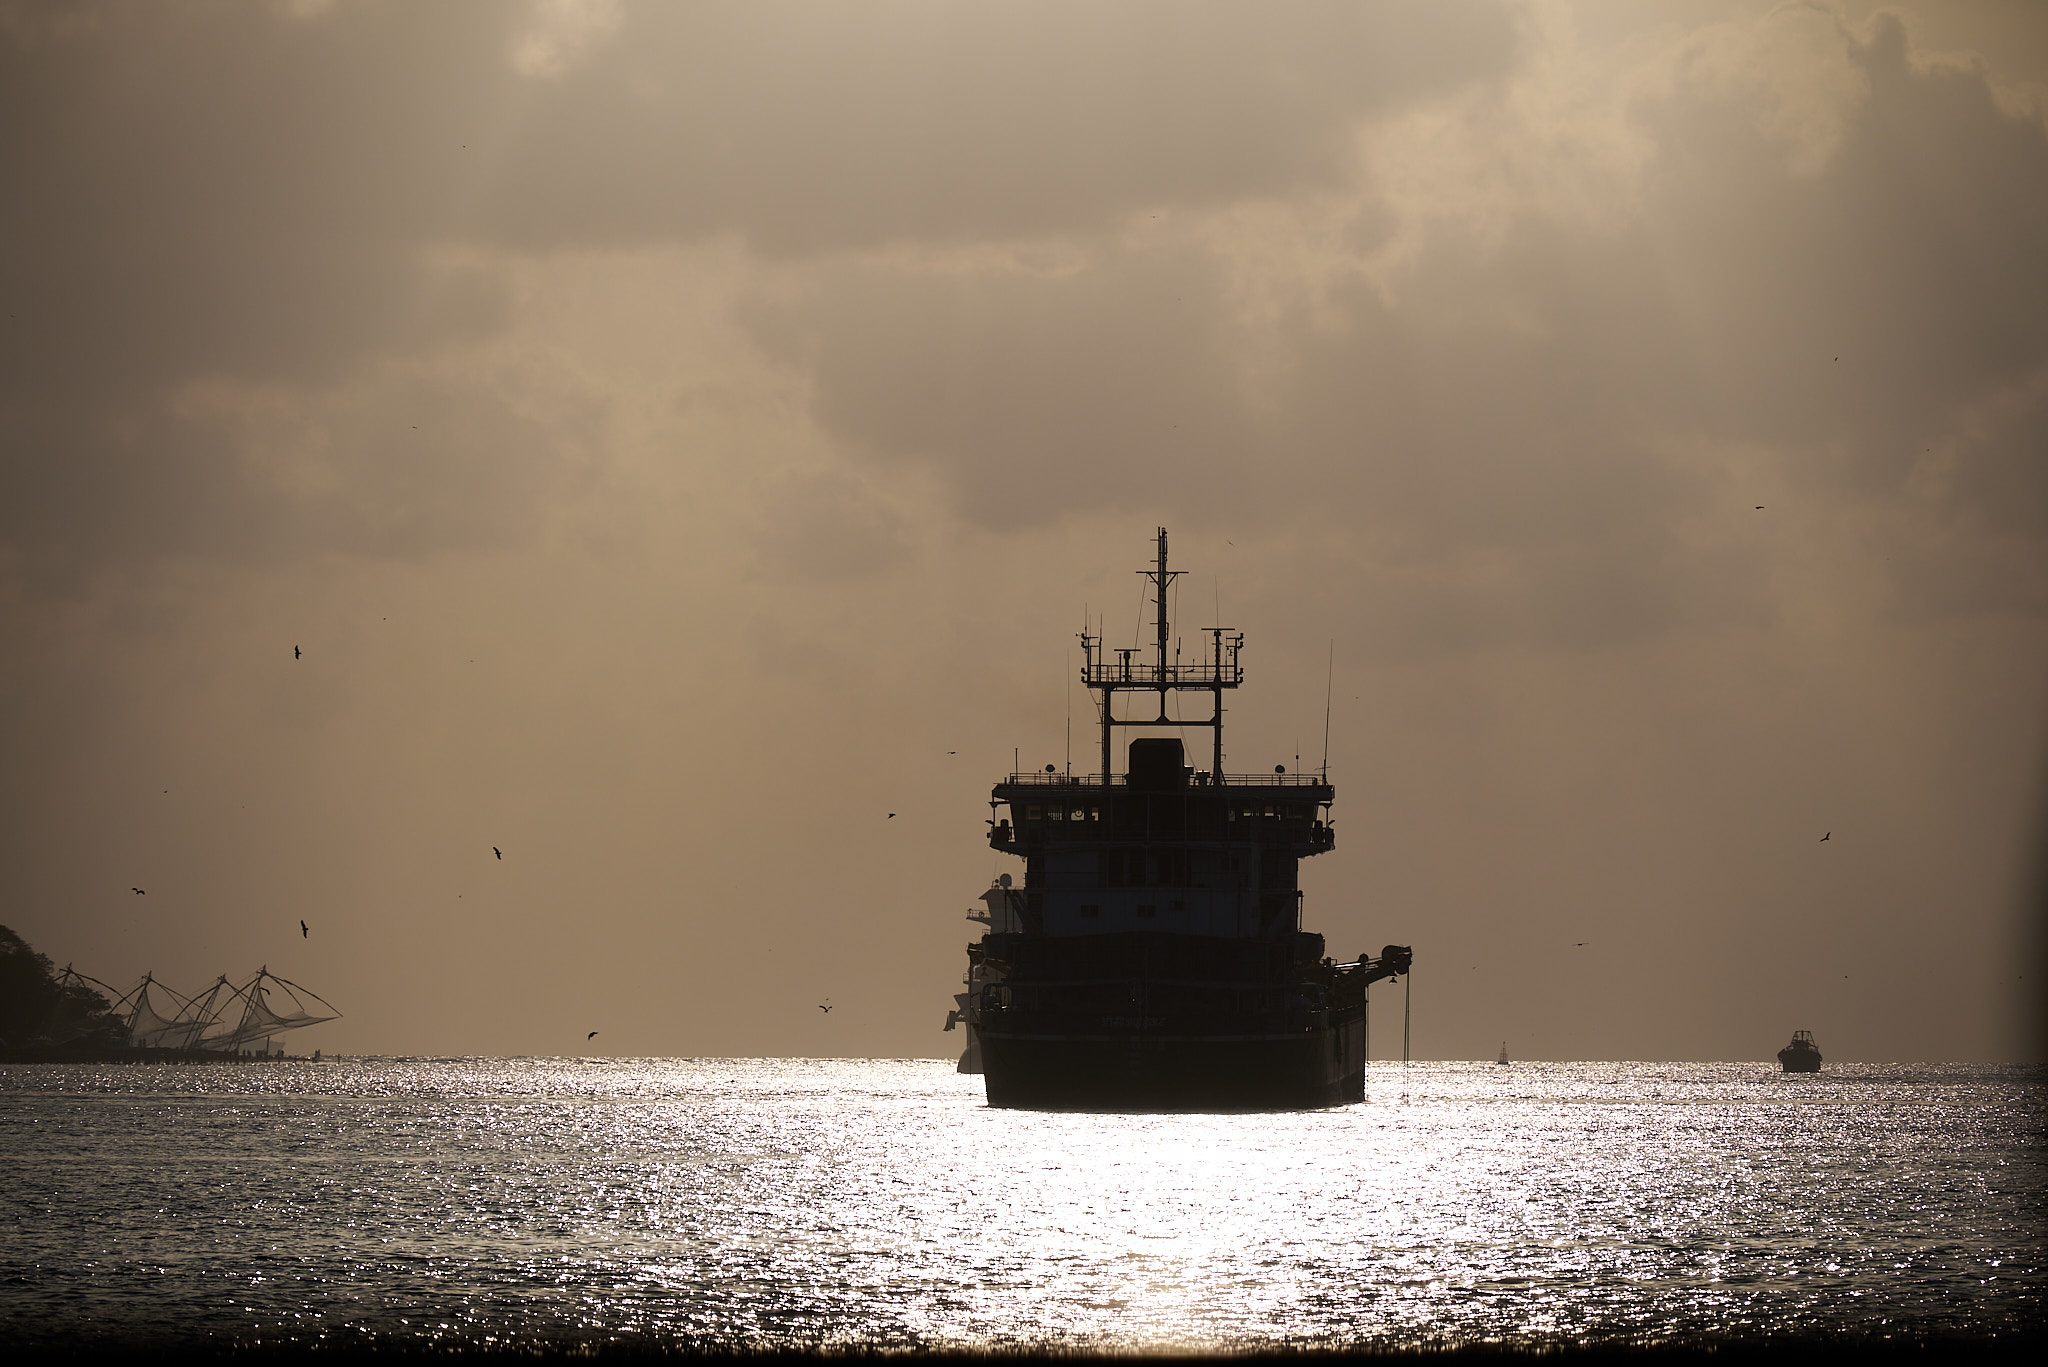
[950,529,1410,1109]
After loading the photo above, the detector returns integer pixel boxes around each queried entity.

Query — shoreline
[0,1044,323,1064]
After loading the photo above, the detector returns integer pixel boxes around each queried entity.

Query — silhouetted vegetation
[0,924,123,1051]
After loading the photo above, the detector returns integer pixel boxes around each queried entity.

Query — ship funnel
[1128,737,1186,790]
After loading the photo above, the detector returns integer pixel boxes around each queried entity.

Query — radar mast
[1078,527,1242,782]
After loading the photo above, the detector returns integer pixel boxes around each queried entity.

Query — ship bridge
[986,528,1335,941]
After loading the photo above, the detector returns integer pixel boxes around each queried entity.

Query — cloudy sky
[3,0,2042,1061]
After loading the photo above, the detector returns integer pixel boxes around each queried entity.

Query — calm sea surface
[0,1059,2039,1352]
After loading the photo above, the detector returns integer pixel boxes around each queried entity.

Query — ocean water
[0,1058,2039,1352]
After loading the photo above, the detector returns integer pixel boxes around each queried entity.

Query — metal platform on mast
[1079,526,1243,782]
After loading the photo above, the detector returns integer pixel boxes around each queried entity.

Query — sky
[2,0,2043,1062]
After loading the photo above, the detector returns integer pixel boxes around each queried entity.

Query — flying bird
[493,847,501,859]
[1755,506,1764,510]
[1820,832,1830,842]
[132,888,145,895]
[300,920,308,939]
[818,1002,832,1013]
[587,1031,598,1040]
[294,645,300,659]
[888,813,896,819]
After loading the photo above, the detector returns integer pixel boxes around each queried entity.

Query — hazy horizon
[3,1,2043,1063]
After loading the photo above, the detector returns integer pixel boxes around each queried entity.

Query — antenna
[1170,577,1180,666]
[1147,527,1180,674]
[1321,640,1334,778]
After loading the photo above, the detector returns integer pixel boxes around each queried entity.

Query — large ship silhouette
[947,529,1411,1109]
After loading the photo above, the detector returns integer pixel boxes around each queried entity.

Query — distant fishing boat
[1497,1041,1509,1066]
[1777,1029,1822,1073]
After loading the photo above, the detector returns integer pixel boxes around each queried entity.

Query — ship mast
[1151,526,1178,680]
[1080,527,1242,784]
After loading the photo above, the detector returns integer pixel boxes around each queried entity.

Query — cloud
[0,1,1517,585]
[752,468,914,584]
[4,3,2039,622]
[751,6,2048,645]
[510,0,624,80]
[744,243,1257,530]
[475,0,1522,252]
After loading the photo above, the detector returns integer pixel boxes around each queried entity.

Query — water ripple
[0,1059,2038,1350]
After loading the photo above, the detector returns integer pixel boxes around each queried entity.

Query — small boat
[1496,1041,1509,1066]
[1777,1029,1822,1073]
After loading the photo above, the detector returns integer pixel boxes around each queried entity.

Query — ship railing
[985,976,1305,991]
[981,997,1327,1028]
[1081,663,1242,687]
[998,771,1331,787]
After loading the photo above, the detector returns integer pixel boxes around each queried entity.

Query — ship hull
[1777,1047,1822,1073]
[980,1013,1364,1111]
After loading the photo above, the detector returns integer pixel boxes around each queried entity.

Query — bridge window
[1098,850,1124,887]
[1149,849,1188,887]
[1137,904,1157,918]
[1080,904,1100,919]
